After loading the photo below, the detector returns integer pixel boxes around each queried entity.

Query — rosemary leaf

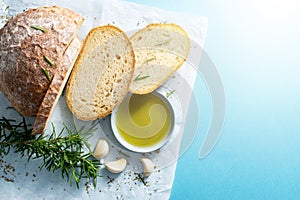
[166,90,176,98]
[30,25,47,33]
[134,173,149,186]
[154,38,172,46]
[133,74,150,81]
[41,67,51,82]
[142,57,156,64]
[43,55,55,67]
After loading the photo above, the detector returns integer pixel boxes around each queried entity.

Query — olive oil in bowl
[111,92,174,152]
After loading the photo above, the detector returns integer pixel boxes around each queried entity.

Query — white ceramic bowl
[110,91,175,153]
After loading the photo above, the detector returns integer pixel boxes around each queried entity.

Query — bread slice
[66,25,135,121]
[129,24,190,94]
[0,6,84,116]
[32,36,82,134]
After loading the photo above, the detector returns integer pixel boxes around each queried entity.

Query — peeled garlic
[140,158,154,176]
[104,158,127,173]
[93,138,109,159]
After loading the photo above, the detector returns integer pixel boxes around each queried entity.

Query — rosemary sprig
[43,55,55,67]
[30,25,47,33]
[41,67,51,82]
[0,117,101,188]
[133,74,150,81]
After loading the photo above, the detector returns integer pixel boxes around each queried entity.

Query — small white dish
[111,91,175,153]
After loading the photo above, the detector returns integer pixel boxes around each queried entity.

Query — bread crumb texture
[129,24,190,94]
[66,25,135,120]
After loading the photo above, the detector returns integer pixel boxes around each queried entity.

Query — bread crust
[0,6,84,116]
[32,36,83,134]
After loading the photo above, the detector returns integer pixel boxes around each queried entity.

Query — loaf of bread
[129,24,190,94]
[66,25,135,121]
[0,6,84,133]
[0,6,84,116]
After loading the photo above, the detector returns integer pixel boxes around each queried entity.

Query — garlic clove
[140,157,154,176]
[104,158,127,173]
[93,138,109,159]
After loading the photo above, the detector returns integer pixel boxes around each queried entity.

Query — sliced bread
[32,36,83,134]
[129,24,190,94]
[66,25,135,121]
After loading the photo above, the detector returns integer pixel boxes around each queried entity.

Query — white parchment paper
[0,0,207,199]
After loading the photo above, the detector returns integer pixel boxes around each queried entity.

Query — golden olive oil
[116,93,171,147]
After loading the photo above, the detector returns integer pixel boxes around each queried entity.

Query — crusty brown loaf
[66,25,135,121]
[32,36,83,134]
[0,6,84,116]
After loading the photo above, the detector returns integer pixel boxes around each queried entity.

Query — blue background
[129,0,300,199]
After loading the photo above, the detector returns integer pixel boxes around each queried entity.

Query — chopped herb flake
[41,67,51,81]
[133,173,149,186]
[166,90,175,98]
[30,25,47,33]
[142,57,156,64]
[155,38,172,46]
[43,55,55,67]
[133,74,150,81]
